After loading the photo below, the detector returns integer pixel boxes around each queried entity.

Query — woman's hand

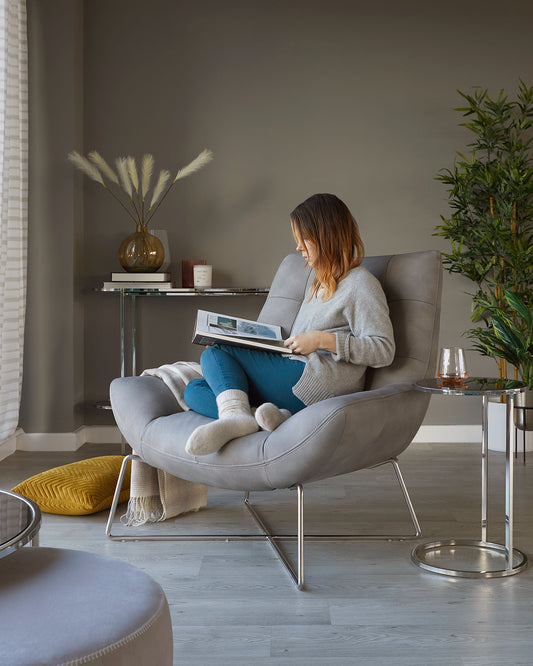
[284,330,337,355]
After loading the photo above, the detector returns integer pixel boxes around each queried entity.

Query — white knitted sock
[255,402,292,432]
[186,389,258,456]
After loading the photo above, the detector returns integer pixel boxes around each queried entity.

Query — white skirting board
[2,424,528,461]
[0,426,123,461]
[412,425,482,443]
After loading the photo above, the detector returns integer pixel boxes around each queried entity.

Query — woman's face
[292,223,318,267]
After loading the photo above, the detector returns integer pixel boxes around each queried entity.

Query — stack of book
[102,272,174,290]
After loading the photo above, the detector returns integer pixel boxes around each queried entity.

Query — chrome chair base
[106,455,421,590]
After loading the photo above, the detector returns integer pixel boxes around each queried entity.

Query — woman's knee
[199,344,248,393]
[199,344,217,367]
[184,378,218,418]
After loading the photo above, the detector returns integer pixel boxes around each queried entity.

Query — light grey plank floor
[2,441,533,665]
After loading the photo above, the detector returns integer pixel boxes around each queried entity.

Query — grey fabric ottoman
[0,547,173,665]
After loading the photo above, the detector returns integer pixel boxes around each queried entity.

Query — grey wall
[21,0,533,433]
[21,0,85,433]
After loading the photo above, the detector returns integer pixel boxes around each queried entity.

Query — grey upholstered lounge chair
[108,250,442,589]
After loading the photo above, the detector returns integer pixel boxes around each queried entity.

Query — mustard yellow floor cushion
[12,456,131,515]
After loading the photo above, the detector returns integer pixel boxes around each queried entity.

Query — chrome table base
[412,539,527,579]
[412,384,528,579]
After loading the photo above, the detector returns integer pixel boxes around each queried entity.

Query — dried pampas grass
[174,149,214,182]
[68,147,213,227]
[88,151,119,184]
[141,154,154,199]
[127,157,139,192]
[68,151,104,185]
[115,157,133,198]
[149,169,171,210]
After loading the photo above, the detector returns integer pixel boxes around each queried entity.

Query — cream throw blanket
[121,361,208,526]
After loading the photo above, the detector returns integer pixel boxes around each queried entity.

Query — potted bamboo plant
[470,289,533,431]
[435,82,533,445]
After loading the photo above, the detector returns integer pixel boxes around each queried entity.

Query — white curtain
[0,0,28,443]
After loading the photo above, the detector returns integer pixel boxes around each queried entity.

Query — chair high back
[259,250,442,390]
[362,251,442,389]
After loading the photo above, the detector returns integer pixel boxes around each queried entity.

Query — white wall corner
[16,430,82,452]
[78,425,123,445]
[0,429,19,461]
[13,425,122,453]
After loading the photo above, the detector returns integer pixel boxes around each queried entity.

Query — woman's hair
[290,193,364,300]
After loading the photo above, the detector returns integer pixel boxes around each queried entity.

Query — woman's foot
[255,403,292,431]
[185,388,258,456]
[186,414,258,455]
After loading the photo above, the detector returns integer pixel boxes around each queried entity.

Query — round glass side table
[412,377,527,578]
[0,489,41,559]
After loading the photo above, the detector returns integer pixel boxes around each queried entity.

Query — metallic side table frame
[98,286,269,377]
[412,378,528,579]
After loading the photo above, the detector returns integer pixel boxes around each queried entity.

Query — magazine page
[204,311,282,341]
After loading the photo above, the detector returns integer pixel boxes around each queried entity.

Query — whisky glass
[437,347,468,387]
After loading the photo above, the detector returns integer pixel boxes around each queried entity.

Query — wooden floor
[2,441,533,665]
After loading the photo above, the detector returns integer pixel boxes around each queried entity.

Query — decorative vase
[150,229,171,272]
[118,224,164,273]
[515,390,533,432]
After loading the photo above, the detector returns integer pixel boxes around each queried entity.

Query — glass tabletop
[415,377,527,396]
[0,489,41,557]
[97,286,270,295]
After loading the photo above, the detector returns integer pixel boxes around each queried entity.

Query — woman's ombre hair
[290,193,364,301]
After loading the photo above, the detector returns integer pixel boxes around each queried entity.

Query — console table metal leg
[131,294,137,376]
[120,290,125,378]
[118,292,138,377]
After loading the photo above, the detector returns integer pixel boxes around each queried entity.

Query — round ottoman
[0,547,173,665]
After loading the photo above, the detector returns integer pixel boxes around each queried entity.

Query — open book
[192,310,288,353]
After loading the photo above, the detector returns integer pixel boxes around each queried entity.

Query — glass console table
[412,377,527,578]
[98,285,269,377]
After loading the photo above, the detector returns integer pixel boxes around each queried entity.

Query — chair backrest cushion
[258,253,313,337]
[259,250,442,390]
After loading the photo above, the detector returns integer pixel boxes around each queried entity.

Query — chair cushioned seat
[0,547,173,665]
[112,377,428,491]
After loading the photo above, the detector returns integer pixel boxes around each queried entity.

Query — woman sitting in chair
[184,192,395,456]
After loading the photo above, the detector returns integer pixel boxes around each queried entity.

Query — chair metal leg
[106,456,420,590]
[244,484,304,590]
[278,458,421,542]
[105,453,139,538]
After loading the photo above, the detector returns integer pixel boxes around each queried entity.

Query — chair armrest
[110,376,184,450]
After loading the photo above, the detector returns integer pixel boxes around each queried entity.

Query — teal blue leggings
[184,344,306,418]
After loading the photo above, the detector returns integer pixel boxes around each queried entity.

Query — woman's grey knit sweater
[289,266,395,405]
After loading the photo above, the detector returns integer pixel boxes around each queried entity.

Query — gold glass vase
[118,224,164,272]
